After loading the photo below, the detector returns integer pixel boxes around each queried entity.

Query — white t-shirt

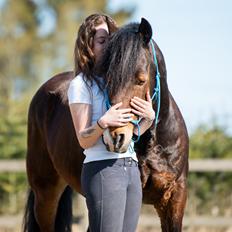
[67,73,137,163]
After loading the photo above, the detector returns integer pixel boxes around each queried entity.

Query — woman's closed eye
[97,36,108,44]
[98,38,107,44]
[98,39,106,44]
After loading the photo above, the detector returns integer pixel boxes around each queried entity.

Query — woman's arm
[69,102,133,149]
[69,103,103,149]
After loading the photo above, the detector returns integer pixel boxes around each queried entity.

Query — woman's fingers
[112,121,129,127]
[131,98,148,109]
[121,113,134,118]
[146,91,152,103]
[117,113,134,122]
[131,108,143,116]
[108,98,154,125]
[112,102,122,109]
[130,101,145,113]
[120,117,133,122]
[118,108,132,113]
[118,122,129,127]
[111,103,132,113]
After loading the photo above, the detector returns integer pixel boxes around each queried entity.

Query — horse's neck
[153,86,188,150]
[150,78,180,147]
[136,86,184,159]
[135,77,170,156]
[159,77,170,119]
[137,43,188,161]
[151,76,170,123]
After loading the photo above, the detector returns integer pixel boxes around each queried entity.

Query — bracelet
[97,120,106,130]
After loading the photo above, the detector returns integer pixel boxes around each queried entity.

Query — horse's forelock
[101,23,149,97]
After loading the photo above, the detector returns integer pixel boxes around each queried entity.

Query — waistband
[114,157,138,167]
[83,157,138,167]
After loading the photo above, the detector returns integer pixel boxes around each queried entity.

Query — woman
[68,13,155,232]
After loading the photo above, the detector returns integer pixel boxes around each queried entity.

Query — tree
[190,124,232,159]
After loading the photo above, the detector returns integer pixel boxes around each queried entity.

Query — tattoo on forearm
[81,128,96,138]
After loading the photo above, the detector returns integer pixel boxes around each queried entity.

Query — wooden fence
[1,159,232,173]
[0,159,232,231]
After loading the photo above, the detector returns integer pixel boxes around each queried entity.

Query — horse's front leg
[155,179,187,232]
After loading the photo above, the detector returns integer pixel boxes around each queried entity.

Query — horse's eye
[135,71,147,86]
[135,79,146,86]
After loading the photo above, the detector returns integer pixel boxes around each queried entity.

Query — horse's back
[29,71,73,111]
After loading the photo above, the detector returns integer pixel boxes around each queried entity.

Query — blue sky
[110,0,232,134]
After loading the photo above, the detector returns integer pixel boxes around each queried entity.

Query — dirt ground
[0,214,232,232]
[0,203,231,232]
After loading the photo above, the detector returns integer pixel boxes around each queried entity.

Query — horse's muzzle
[102,126,133,153]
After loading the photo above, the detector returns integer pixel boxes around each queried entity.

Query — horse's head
[100,18,157,153]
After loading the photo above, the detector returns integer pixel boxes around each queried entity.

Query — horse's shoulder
[43,71,73,93]
[28,71,73,118]
[39,71,74,104]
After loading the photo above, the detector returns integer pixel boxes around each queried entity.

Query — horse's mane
[98,23,151,97]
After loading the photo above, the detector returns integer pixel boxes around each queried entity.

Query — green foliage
[0,97,29,159]
[187,172,232,216]
[187,123,232,216]
[0,173,27,214]
[190,124,232,159]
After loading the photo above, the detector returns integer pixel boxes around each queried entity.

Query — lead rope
[150,40,161,127]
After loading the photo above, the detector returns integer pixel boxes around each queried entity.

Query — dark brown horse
[23,18,188,232]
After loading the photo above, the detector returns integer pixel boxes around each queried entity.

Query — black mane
[99,23,151,97]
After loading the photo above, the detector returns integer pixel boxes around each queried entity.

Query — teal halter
[104,40,161,143]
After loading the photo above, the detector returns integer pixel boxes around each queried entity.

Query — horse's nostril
[119,134,125,145]
[114,134,125,150]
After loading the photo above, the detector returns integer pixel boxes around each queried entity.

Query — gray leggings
[81,157,142,232]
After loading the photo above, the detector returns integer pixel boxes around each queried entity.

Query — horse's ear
[138,18,152,45]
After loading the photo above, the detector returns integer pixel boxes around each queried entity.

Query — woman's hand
[130,90,155,122]
[98,102,134,128]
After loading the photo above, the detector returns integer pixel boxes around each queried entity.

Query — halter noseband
[104,40,161,143]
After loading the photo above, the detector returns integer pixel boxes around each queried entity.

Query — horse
[23,18,189,232]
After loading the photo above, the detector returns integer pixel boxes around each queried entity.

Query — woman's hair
[74,13,118,88]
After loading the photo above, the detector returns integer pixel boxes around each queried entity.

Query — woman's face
[92,22,109,64]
